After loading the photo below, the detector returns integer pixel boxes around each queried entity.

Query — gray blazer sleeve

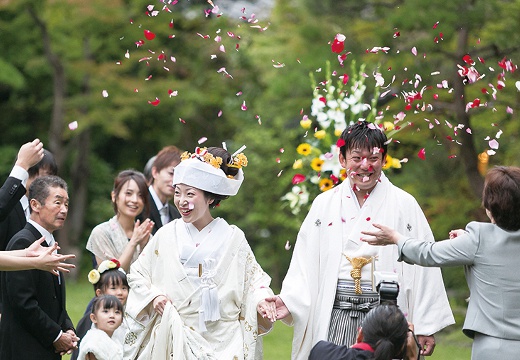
[397,224,479,267]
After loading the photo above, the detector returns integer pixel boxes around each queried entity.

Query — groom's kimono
[279,173,455,360]
[124,218,273,360]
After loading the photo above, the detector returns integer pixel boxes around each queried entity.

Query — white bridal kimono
[279,173,455,360]
[124,218,274,360]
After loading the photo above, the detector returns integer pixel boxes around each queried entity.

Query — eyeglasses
[408,328,421,360]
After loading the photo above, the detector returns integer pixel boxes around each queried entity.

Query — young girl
[86,170,154,272]
[71,259,129,360]
[77,295,124,360]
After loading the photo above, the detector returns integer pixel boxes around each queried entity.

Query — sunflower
[311,158,325,171]
[296,143,312,156]
[319,178,334,192]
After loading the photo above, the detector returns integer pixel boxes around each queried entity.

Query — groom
[269,121,454,360]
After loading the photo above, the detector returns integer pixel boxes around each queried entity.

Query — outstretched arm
[360,223,404,245]
[0,237,75,274]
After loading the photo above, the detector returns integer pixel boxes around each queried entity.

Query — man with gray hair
[0,175,77,360]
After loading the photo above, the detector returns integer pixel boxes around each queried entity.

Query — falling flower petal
[144,29,155,41]
[68,121,78,131]
[417,148,426,160]
[411,47,417,56]
[489,139,499,150]
[148,98,160,106]
[285,241,292,250]
[241,101,247,111]
[102,90,109,98]
[331,33,346,54]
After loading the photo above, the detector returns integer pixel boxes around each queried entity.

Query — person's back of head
[28,149,58,178]
[143,155,157,185]
[361,304,408,360]
[482,166,520,231]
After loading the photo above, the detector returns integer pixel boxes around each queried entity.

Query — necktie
[49,235,61,284]
[159,205,169,226]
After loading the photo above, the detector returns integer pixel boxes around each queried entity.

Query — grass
[64,280,472,359]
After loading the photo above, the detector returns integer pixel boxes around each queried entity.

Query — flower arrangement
[88,258,122,285]
[181,146,248,169]
[282,60,405,215]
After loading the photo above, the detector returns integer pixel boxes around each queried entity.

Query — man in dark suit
[140,146,181,234]
[0,146,57,313]
[0,175,77,360]
[0,139,44,221]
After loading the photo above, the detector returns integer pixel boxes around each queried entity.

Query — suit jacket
[0,186,27,311]
[0,223,74,360]
[0,176,25,222]
[398,221,520,340]
[141,193,180,235]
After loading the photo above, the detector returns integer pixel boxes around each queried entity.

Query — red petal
[417,148,426,160]
[336,138,346,148]
[148,98,160,106]
[462,54,474,65]
[144,29,156,41]
[331,39,344,54]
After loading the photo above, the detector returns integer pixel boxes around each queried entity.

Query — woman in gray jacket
[361,165,520,360]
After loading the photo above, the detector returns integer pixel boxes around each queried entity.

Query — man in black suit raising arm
[0,175,78,360]
[0,139,44,221]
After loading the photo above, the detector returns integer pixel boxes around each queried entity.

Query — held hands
[264,296,290,320]
[153,295,171,316]
[54,329,79,355]
[360,223,402,246]
[26,237,75,275]
[257,299,277,323]
[15,139,44,171]
[131,219,154,248]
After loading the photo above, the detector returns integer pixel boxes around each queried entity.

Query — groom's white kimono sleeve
[124,219,274,360]
[279,175,455,360]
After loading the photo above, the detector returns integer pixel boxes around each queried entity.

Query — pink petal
[417,148,426,160]
[489,139,499,149]
[68,121,78,131]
